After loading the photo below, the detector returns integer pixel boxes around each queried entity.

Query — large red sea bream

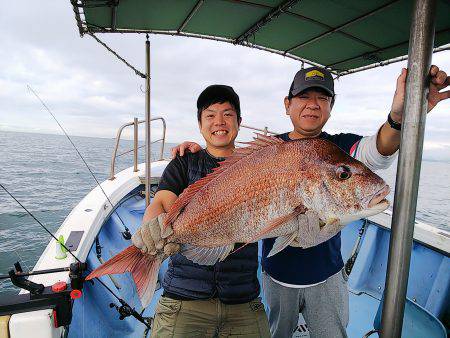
[86,134,390,306]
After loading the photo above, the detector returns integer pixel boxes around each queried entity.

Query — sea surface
[0,131,449,297]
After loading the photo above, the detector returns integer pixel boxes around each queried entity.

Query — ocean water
[0,131,449,296]
[0,131,174,296]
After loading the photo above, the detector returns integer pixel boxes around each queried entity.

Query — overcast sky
[0,2,449,161]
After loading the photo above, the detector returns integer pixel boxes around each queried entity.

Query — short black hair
[197,85,241,123]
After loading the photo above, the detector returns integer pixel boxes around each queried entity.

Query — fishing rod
[0,183,83,264]
[27,85,131,240]
[0,266,70,280]
[0,183,151,329]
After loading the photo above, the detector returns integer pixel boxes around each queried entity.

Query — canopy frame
[71,0,450,76]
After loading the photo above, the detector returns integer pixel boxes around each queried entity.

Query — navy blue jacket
[262,132,363,285]
[158,150,260,304]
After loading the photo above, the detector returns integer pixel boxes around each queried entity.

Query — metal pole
[380,0,436,337]
[133,117,138,172]
[145,36,151,206]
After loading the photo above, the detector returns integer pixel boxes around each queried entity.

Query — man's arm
[353,134,396,171]
[143,154,188,221]
[376,65,449,156]
[133,156,187,254]
[133,190,179,254]
[142,190,178,223]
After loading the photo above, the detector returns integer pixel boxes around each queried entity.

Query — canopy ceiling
[72,0,450,76]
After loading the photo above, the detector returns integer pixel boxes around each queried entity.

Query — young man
[132,85,271,338]
[171,65,449,338]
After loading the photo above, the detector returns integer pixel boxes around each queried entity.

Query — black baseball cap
[289,66,335,98]
[197,85,241,122]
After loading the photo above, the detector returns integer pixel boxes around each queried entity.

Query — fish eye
[336,165,352,180]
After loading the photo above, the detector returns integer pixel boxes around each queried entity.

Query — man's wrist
[387,113,402,131]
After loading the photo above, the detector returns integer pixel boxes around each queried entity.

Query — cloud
[0,1,449,158]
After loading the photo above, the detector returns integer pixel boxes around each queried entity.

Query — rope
[87,32,146,78]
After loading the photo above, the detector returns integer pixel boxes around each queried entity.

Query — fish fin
[180,244,234,265]
[267,232,298,257]
[250,206,306,242]
[85,245,162,308]
[164,134,285,229]
[232,206,307,255]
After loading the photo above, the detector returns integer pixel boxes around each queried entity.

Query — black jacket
[158,150,260,304]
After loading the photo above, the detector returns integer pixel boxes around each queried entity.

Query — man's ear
[284,96,290,115]
[330,95,335,109]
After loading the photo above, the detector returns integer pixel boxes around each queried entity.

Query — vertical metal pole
[133,117,138,172]
[145,36,151,206]
[380,0,436,337]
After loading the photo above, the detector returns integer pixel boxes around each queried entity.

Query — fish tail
[85,245,163,307]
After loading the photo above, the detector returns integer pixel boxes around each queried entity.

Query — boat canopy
[72,0,450,76]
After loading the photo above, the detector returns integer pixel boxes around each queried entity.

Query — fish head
[298,140,390,226]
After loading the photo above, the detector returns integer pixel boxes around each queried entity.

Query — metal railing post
[110,123,131,180]
[240,124,277,136]
[380,0,436,336]
[145,37,151,206]
[133,117,138,172]
[109,117,166,179]
[159,117,166,160]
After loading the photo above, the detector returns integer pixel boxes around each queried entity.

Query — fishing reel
[109,301,133,320]
[109,299,153,328]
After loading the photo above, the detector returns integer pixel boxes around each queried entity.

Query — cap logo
[305,70,325,81]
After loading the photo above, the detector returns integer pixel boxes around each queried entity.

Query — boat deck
[69,185,449,337]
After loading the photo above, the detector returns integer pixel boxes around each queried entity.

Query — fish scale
[168,143,309,246]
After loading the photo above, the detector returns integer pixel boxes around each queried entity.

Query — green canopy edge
[71,0,450,76]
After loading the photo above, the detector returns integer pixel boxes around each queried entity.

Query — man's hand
[390,65,450,122]
[171,141,202,158]
[132,214,180,256]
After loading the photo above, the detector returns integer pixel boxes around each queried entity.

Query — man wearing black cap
[260,67,370,338]
[261,65,449,338]
[132,85,271,337]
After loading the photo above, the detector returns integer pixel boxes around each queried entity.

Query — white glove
[132,214,180,256]
[290,210,342,249]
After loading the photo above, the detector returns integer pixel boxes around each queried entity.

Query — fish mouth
[368,185,390,208]
[367,199,390,213]
[332,186,390,227]
[363,186,390,218]
[336,199,390,227]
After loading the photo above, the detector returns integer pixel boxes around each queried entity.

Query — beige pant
[150,296,271,338]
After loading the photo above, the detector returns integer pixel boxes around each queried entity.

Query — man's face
[284,88,332,138]
[199,102,240,150]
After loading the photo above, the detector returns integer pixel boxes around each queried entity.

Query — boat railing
[240,124,278,136]
[110,117,166,180]
[109,119,277,180]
